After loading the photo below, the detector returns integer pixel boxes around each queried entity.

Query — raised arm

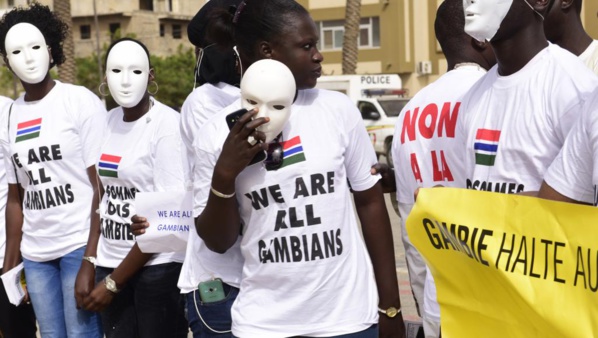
[195,109,268,253]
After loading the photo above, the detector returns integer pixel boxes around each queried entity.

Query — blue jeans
[318,325,379,338]
[22,246,102,338]
[186,282,239,337]
[292,325,379,338]
[96,262,188,338]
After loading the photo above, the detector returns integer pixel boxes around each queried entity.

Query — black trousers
[0,266,37,338]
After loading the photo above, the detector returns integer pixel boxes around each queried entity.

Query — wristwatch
[82,256,96,267]
[378,306,401,318]
[104,274,121,294]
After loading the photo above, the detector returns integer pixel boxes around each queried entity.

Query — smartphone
[225,108,266,165]
[198,278,226,303]
[226,108,249,129]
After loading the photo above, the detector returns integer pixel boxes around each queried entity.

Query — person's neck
[122,96,152,122]
[22,74,55,102]
[552,22,593,57]
[492,25,549,76]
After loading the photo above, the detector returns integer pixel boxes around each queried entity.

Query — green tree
[150,45,195,110]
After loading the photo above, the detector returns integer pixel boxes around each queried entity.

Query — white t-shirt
[96,99,186,268]
[180,82,239,167]
[543,89,598,205]
[0,81,107,262]
[579,40,598,75]
[455,44,598,193]
[0,96,13,268]
[193,89,379,337]
[178,83,244,293]
[392,65,488,321]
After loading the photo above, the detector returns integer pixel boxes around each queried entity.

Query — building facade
[71,0,201,58]
[0,0,595,95]
[0,0,202,58]
[297,0,598,95]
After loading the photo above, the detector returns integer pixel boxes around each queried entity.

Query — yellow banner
[406,188,598,338]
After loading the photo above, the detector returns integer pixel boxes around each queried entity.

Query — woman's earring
[98,82,109,97]
[147,81,159,95]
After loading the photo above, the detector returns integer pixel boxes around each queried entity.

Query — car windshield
[378,99,409,117]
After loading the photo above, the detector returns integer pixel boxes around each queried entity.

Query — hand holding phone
[225,108,266,165]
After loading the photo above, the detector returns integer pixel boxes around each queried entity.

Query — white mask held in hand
[5,23,50,84]
[463,0,513,42]
[106,40,150,108]
[241,59,296,143]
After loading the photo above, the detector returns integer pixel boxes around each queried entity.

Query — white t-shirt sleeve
[180,92,203,166]
[551,102,582,146]
[544,108,594,203]
[152,117,187,192]
[76,91,107,168]
[342,100,379,192]
[0,100,15,184]
[191,120,222,218]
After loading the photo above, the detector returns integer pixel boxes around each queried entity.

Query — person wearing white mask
[192,1,406,337]
[370,1,497,337]
[449,0,598,198]
[74,38,188,338]
[0,4,106,337]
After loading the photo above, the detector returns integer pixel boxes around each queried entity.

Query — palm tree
[342,0,361,75]
[54,0,77,84]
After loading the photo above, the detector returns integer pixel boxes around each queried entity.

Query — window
[8,0,14,6]
[159,24,165,37]
[80,25,91,40]
[172,24,182,39]
[168,0,173,11]
[358,101,380,120]
[139,0,153,11]
[109,23,120,42]
[317,17,381,51]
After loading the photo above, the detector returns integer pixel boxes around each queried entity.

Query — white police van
[316,74,409,162]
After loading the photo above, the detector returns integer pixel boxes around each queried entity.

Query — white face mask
[240,59,296,143]
[463,0,513,42]
[5,23,50,84]
[105,40,150,108]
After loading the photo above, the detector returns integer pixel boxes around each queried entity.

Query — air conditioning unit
[416,61,433,76]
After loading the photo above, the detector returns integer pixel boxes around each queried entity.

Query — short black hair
[188,0,243,48]
[104,37,152,69]
[0,2,68,68]
[435,0,467,59]
[207,0,309,62]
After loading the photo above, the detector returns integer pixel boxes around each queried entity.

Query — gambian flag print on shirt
[98,154,122,178]
[280,136,306,169]
[15,118,42,143]
[474,129,501,166]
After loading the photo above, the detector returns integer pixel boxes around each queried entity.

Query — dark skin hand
[74,166,103,309]
[371,163,396,194]
[354,183,406,338]
[81,243,151,312]
[196,109,269,253]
